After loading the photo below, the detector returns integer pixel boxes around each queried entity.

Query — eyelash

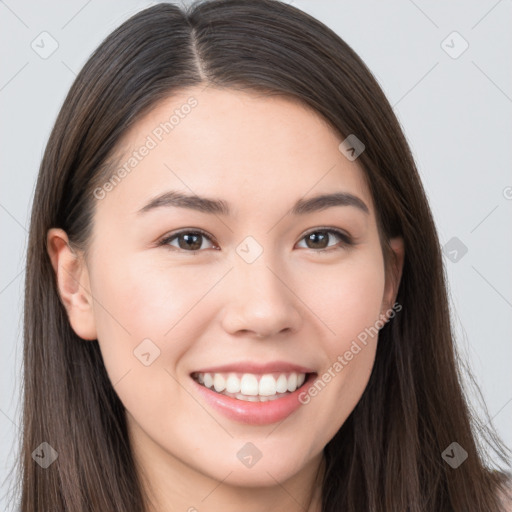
[157,227,354,254]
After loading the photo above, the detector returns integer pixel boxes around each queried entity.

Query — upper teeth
[194,372,307,396]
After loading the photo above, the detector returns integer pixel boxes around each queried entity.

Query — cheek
[84,237,387,478]
[86,252,210,427]
[90,242,385,374]
[87,249,225,375]
[296,248,386,350]
[90,244,213,329]
[295,251,385,442]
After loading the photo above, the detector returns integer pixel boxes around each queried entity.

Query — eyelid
[298,226,354,251]
[158,228,217,249]
[301,226,353,242]
[158,226,355,252]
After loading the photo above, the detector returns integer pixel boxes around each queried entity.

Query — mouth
[190,370,317,402]
[190,370,318,425]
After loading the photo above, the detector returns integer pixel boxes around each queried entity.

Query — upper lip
[191,361,316,375]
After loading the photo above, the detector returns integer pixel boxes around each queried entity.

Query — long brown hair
[9,0,511,510]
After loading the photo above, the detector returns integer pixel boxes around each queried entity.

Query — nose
[220,253,303,339]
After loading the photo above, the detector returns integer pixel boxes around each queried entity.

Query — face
[49,86,403,500]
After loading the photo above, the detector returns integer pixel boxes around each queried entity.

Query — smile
[190,371,318,425]
[191,371,308,401]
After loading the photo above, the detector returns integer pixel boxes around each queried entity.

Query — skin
[47,86,404,512]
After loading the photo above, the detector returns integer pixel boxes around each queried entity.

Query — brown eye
[297,229,353,252]
[160,230,216,252]
[159,227,353,254]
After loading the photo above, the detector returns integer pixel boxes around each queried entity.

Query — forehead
[96,86,374,220]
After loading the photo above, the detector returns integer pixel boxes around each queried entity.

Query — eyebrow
[136,190,369,217]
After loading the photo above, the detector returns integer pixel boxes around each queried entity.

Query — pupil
[176,232,330,251]
[179,233,201,250]
[307,232,328,249]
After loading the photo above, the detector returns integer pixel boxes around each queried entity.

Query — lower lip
[190,373,317,426]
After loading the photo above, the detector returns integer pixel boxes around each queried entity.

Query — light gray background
[1,0,511,508]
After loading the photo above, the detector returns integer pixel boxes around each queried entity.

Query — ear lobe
[381,236,404,316]
[46,228,97,340]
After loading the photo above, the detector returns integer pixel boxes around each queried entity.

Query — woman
[11,0,512,510]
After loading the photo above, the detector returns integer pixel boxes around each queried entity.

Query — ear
[381,236,404,317]
[46,228,97,340]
